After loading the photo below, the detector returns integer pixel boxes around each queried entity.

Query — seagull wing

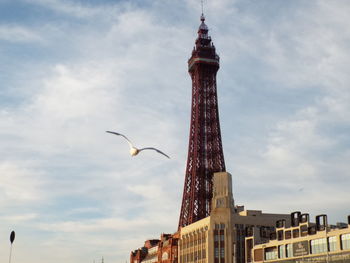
[139,147,170,159]
[106,131,133,148]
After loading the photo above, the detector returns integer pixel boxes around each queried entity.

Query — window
[341,234,350,250]
[220,247,225,258]
[277,230,284,240]
[260,227,268,238]
[215,248,219,258]
[293,229,300,238]
[216,199,223,208]
[246,239,253,262]
[328,236,337,252]
[286,244,293,258]
[279,245,285,259]
[162,252,169,260]
[311,238,327,254]
[300,225,308,237]
[265,247,277,261]
[219,229,225,242]
[285,230,292,240]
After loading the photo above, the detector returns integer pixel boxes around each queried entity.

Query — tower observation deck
[178,14,226,229]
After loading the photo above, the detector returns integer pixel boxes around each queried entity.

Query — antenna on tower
[201,0,204,15]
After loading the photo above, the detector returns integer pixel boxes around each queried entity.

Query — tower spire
[178,15,226,229]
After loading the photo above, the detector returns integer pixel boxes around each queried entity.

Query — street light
[9,230,15,263]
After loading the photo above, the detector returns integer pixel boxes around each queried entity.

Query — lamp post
[326,226,329,263]
[9,230,15,263]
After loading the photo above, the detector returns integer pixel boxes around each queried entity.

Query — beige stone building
[178,172,291,263]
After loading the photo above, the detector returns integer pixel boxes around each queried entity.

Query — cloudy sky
[0,0,349,262]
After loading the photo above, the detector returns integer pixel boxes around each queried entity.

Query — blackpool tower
[178,14,226,229]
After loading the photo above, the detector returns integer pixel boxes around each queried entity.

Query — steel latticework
[178,15,226,229]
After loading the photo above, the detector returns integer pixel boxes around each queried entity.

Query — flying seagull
[106,131,170,159]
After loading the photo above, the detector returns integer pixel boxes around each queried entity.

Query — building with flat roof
[131,234,179,263]
[245,213,350,263]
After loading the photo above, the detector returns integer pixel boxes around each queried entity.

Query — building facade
[178,172,291,263]
[246,213,350,263]
[131,235,179,263]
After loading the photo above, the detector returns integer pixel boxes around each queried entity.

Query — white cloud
[0,25,44,43]
[0,161,46,205]
[0,213,38,223]
[23,0,116,18]
[32,63,118,122]
[37,217,152,233]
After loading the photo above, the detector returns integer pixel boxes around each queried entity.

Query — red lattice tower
[178,14,226,229]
